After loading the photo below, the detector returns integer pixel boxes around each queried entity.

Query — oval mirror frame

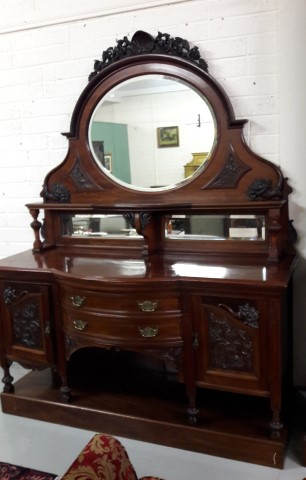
[59,29,240,201]
[88,73,217,191]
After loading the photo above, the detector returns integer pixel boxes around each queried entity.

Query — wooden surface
[0,31,297,470]
[1,364,287,469]
[0,246,296,464]
[0,248,296,285]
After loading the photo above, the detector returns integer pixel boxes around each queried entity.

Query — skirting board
[0,368,287,469]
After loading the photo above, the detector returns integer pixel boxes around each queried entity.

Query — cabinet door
[1,282,53,366]
[192,294,269,395]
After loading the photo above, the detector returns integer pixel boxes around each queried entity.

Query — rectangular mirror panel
[61,214,140,238]
[61,214,266,241]
[166,215,265,241]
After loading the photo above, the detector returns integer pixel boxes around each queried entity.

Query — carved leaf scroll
[4,286,44,350]
[3,286,20,305]
[218,302,259,328]
[208,311,254,372]
[42,183,71,203]
[203,151,251,189]
[70,156,102,190]
[140,212,152,229]
[247,178,282,200]
[12,300,43,349]
[205,302,259,373]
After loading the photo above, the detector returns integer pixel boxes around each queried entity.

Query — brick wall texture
[0,0,279,257]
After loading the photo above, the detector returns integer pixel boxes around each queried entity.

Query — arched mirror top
[70,30,238,141]
[41,30,285,208]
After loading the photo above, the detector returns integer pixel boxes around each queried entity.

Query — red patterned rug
[0,461,57,479]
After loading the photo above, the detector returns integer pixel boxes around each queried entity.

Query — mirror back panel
[29,31,294,262]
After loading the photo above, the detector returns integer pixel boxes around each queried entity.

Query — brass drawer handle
[73,319,88,331]
[137,300,158,312]
[138,326,159,338]
[70,295,86,307]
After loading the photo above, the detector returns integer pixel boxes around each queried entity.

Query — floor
[0,364,306,480]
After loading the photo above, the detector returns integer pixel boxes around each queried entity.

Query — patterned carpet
[0,461,57,479]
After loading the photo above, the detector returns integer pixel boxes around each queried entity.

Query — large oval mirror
[88,74,216,191]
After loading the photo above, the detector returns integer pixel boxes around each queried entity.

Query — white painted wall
[1,1,306,381]
[0,0,281,258]
[279,0,306,385]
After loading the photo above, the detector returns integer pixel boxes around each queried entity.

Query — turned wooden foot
[60,375,71,403]
[270,411,283,439]
[187,393,199,424]
[1,362,14,393]
[187,407,199,425]
[60,385,71,403]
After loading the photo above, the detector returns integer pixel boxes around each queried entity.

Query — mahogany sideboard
[0,31,297,467]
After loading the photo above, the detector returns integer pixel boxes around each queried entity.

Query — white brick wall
[0,0,283,258]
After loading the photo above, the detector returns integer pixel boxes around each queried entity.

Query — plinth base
[0,365,287,469]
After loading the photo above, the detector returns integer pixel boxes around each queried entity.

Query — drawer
[63,310,183,346]
[60,286,180,314]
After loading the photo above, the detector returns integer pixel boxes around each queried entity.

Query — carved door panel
[192,294,269,395]
[1,282,53,366]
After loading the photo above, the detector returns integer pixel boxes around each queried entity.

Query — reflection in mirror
[61,214,266,241]
[166,215,266,241]
[61,214,140,238]
[89,75,216,190]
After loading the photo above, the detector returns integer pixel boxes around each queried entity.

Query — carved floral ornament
[3,286,28,305]
[88,30,209,81]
